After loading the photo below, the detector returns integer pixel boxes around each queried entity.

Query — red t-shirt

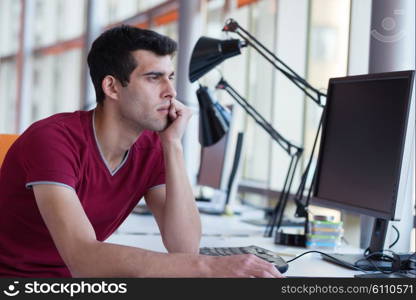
[0,110,165,277]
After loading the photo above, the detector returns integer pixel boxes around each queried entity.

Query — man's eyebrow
[142,71,164,76]
[141,71,175,76]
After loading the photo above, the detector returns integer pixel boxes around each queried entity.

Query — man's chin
[151,120,169,132]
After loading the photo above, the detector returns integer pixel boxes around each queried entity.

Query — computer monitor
[312,70,415,271]
[196,104,245,214]
[197,132,229,190]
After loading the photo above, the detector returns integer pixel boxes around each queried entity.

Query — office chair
[0,134,19,167]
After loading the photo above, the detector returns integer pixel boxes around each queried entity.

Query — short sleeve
[21,122,80,190]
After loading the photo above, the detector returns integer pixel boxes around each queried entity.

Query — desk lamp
[189,19,326,246]
[196,84,231,147]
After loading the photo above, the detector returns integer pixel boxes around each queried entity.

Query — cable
[285,250,370,273]
[363,248,396,259]
[388,225,400,248]
[287,248,410,275]
[356,249,398,274]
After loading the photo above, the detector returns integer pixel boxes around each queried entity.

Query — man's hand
[153,98,201,254]
[203,254,284,278]
[159,99,193,144]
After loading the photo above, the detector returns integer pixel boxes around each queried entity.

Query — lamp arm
[223,19,326,107]
[215,78,304,238]
[265,154,302,237]
[245,39,324,106]
[294,109,325,216]
[224,19,307,84]
[218,19,328,240]
[217,78,303,157]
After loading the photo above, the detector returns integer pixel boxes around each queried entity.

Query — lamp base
[274,231,307,247]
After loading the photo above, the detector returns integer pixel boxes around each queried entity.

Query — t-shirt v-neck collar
[91,110,130,176]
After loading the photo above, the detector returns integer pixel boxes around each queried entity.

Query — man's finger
[172,98,184,108]
[172,99,193,119]
[169,100,177,120]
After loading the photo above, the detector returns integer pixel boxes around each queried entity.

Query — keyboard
[199,245,288,273]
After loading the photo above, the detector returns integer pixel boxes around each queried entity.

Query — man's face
[117,50,176,132]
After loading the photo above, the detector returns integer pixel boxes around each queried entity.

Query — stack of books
[306,219,343,249]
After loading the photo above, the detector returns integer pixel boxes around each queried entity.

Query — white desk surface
[106,208,363,277]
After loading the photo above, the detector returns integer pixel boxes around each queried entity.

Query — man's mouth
[157,104,170,113]
[157,109,169,116]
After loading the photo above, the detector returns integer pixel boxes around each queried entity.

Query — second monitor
[312,70,415,271]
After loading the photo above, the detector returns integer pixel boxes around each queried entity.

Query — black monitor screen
[313,71,414,220]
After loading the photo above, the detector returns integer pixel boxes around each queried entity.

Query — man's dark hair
[87,25,177,104]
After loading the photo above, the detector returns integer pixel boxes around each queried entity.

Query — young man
[0,25,282,278]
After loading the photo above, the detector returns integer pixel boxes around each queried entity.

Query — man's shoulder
[29,110,89,130]
[20,110,91,147]
[2,111,92,176]
[24,110,88,134]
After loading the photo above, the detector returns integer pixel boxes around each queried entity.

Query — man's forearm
[70,241,210,277]
[161,140,201,253]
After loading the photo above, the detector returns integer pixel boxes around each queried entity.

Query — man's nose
[162,78,177,99]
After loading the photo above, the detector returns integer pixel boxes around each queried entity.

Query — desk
[106,208,363,277]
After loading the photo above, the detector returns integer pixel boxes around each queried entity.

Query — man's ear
[101,75,120,100]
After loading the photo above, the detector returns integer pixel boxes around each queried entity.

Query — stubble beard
[156,118,169,132]
[146,115,169,132]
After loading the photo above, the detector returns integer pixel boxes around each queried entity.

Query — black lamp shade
[196,85,231,147]
[189,37,242,83]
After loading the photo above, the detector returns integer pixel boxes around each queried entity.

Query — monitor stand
[322,253,393,271]
[322,218,413,272]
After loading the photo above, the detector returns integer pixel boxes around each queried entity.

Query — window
[0,0,20,56]
[202,0,352,216]
[0,60,17,133]
[303,0,351,219]
[0,0,20,133]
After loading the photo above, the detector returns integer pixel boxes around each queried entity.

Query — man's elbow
[61,240,101,277]
[163,237,201,254]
